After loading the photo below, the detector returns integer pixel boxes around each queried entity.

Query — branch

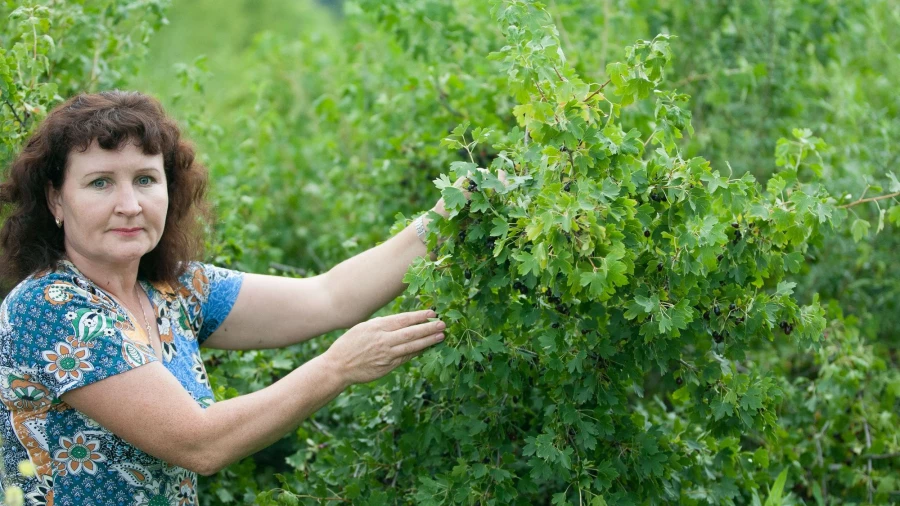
[3,99,27,129]
[293,493,349,503]
[552,65,566,82]
[584,79,611,102]
[865,452,900,460]
[838,191,900,209]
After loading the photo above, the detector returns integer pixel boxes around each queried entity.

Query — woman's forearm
[326,206,445,329]
[198,353,349,475]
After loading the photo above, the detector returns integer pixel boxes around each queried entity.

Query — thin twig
[584,79,611,102]
[3,99,27,129]
[292,493,350,503]
[864,452,900,460]
[535,81,549,102]
[838,191,900,209]
[552,65,566,82]
[678,359,697,372]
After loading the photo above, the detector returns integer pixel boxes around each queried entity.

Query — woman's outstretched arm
[61,309,445,475]
[202,204,447,351]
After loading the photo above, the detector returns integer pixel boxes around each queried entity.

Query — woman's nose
[114,187,142,216]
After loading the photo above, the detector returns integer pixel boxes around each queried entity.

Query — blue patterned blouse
[0,260,244,506]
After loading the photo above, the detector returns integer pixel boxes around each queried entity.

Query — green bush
[2,0,898,504]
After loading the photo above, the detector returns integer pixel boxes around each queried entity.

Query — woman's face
[47,139,168,269]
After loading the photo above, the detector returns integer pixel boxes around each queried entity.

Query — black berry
[458,230,466,241]
[732,222,739,229]
[552,322,560,328]
[564,181,572,192]
[657,263,663,272]
[703,311,710,320]
[713,305,721,316]
[644,229,651,238]
[717,254,724,261]
[729,303,736,311]
[713,331,724,343]
[676,377,683,386]
[464,269,472,279]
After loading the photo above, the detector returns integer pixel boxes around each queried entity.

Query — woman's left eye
[137,176,154,185]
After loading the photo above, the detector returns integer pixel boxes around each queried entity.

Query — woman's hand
[323,309,446,385]
[432,168,509,218]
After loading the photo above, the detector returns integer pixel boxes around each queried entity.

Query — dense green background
[1,0,898,504]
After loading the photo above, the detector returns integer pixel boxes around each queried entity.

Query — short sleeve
[2,275,159,400]
[175,261,245,345]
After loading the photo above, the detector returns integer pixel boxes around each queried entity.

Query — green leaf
[606,62,628,88]
[888,172,900,192]
[591,496,608,506]
[775,281,796,297]
[712,399,733,421]
[888,205,900,226]
[764,468,789,506]
[551,492,570,506]
[783,252,803,273]
[850,218,870,242]
[489,216,509,237]
[513,250,541,277]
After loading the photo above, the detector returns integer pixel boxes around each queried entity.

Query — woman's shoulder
[173,260,244,296]
[1,260,110,318]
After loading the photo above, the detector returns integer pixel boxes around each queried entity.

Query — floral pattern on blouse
[0,260,244,505]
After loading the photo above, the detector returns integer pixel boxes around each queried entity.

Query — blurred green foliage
[2,0,898,504]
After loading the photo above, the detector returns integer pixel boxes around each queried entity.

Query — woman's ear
[46,183,62,221]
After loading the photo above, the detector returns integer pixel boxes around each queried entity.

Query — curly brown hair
[0,90,210,287]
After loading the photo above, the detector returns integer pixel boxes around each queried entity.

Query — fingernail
[436,333,445,341]
[436,321,446,330]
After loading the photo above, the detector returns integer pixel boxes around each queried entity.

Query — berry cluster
[779,320,794,335]
[543,288,569,315]
[467,179,478,192]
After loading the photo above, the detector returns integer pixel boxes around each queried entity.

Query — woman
[0,91,488,505]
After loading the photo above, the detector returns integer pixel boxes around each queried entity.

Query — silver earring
[55,216,62,228]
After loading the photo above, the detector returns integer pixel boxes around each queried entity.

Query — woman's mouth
[111,227,143,236]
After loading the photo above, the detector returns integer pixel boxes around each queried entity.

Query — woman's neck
[62,249,142,305]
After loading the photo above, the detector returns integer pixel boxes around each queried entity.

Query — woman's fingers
[392,331,445,359]
[387,319,446,347]
[376,309,435,332]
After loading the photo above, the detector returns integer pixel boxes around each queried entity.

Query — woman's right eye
[91,179,108,189]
